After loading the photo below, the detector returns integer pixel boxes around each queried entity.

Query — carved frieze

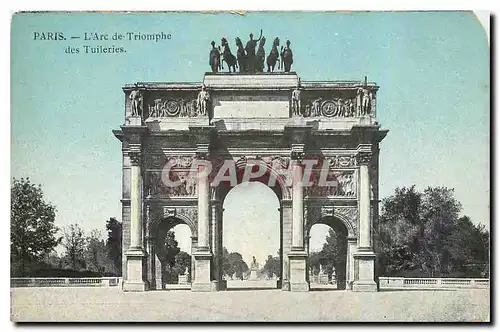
[146,86,211,119]
[149,98,198,118]
[145,155,195,169]
[327,155,357,168]
[305,170,356,198]
[144,155,197,197]
[231,155,290,170]
[301,97,357,118]
[292,86,376,118]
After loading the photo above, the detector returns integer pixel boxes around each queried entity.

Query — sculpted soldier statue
[245,29,263,72]
[291,84,302,116]
[357,86,372,116]
[209,40,221,73]
[129,86,142,117]
[197,84,210,116]
[312,98,322,117]
[281,40,294,72]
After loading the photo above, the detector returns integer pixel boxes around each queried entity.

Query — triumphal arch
[114,71,387,292]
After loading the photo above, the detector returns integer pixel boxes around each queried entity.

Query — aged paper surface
[10,11,490,322]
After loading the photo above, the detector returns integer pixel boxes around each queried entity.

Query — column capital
[356,151,372,166]
[290,150,305,162]
[189,125,215,145]
[129,151,142,166]
[195,143,210,160]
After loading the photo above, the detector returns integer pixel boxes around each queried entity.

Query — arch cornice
[149,204,197,235]
[210,156,292,201]
[305,204,358,238]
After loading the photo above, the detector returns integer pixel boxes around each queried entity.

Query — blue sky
[11,12,489,264]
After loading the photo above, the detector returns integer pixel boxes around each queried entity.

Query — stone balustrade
[10,277,122,288]
[379,277,489,290]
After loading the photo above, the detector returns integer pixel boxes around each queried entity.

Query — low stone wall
[379,277,489,290]
[11,277,122,288]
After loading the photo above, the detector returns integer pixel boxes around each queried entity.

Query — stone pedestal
[288,251,309,292]
[178,274,189,285]
[123,249,146,292]
[127,116,143,126]
[318,273,329,285]
[352,252,377,292]
[191,250,212,292]
[249,269,258,280]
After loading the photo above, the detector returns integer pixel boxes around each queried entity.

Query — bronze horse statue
[235,37,247,73]
[266,37,280,72]
[281,40,294,72]
[256,36,266,72]
[209,40,221,73]
[220,37,237,73]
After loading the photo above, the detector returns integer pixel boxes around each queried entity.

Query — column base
[353,251,377,292]
[290,282,310,292]
[352,280,377,292]
[155,278,163,290]
[288,250,309,292]
[123,248,146,292]
[123,281,147,292]
[192,249,212,292]
[191,282,213,292]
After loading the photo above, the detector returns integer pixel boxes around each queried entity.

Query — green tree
[376,186,489,277]
[11,177,61,276]
[262,254,281,278]
[105,217,122,274]
[172,251,191,277]
[156,230,181,283]
[85,229,114,274]
[308,251,322,275]
[221,248,249,279]
[444,216,489,277]
[319,228,346,284]
[61,224,86,271]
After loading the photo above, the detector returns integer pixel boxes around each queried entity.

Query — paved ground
[11,284,490,322]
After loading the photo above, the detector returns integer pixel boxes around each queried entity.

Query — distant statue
[245,29,263,72]
[281,40,294,72]
[184,266,189,275]
[266,37,280,72]
[235,37,247,73]
[197,84,210,116]
[129,87,143,117]
[256,36,266,72]
[251,256,259,269]
[220,37,237,73]
[209,40,221,73]
[291,84,302,116]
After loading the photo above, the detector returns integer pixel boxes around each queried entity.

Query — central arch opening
[221,181,281,290]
